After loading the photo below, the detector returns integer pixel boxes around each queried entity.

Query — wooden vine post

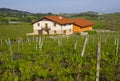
[96,41,101,81]
[115,38,119,56]
[0,39,2,55]
[8,38,15,75]
[17,39,20,54]
[81,36,88,57]
[36,37,39,50]
[27,37,30,45]
[58,36,62,47]
[74,36,78,50]
[115,38,119,65]
[0,39,2,45]
[39,37,43,50]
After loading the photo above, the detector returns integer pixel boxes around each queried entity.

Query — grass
[0,23,33,39]
[92,20,107,29]
[0,21,119,39]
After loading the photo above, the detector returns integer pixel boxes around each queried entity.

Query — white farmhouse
[32,16,93,35]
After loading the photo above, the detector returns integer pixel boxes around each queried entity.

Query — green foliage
[93,20,107,29]
[0,23,32,39]
[103,13,120,31]
[0,8,120,81]
[0,33,120,81]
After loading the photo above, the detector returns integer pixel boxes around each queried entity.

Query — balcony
[41,27,51,31]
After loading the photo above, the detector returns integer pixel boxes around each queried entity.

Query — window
[37,23,40,26]
[45,23,48,29]
[54,23,56,27]
[63,30,66,34]
[54,30,57,34]
[69,29,71,32]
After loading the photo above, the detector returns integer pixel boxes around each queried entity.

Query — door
[38,30,42,34]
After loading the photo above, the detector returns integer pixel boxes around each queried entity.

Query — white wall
[62,24,73,34]
[33,19,61,30]
[33,19,73,35]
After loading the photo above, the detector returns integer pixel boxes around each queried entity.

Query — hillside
[0,8,37,23]
[0,8,120,31]
[0,8,51,23]
[0,8,31,16]
[68,12,120,31]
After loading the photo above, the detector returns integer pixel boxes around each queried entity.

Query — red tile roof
[70,19,94,27]
[44,16,74,24]
[32,16,74,25]
[33,16,93,27]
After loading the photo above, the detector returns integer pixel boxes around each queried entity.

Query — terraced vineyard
[0,33,120,81]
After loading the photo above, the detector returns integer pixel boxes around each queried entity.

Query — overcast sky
[0,0,120,13]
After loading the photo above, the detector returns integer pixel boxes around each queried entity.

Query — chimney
[59,16,62,19]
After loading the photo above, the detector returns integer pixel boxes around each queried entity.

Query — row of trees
[0,8,54,23]
[0,17,33,23]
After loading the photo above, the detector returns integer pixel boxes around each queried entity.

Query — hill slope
[0,8,35,22]
[0,8,120,31]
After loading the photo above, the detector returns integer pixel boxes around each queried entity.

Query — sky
[0,0,120,13]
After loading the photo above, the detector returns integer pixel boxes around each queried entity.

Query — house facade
[32,16,93,35]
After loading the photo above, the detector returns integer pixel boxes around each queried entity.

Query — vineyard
[0,33,120,81]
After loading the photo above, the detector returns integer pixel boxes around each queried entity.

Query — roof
[32,16,93,27]
[70,19,94,27]
[33,16,74,25]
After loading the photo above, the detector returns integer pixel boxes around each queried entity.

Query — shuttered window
[37,23,40,26]
[54,23,56,27]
